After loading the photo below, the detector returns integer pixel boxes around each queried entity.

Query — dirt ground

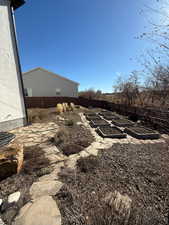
[56,141,169,225]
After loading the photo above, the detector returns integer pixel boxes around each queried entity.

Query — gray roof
[23,67,79,85]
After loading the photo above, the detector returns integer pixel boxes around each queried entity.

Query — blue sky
[15,0,159,92]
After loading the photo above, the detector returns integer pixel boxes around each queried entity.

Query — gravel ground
[56,141,169,225]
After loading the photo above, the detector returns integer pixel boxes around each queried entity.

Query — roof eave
[11,0,25,10]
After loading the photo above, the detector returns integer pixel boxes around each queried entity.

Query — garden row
[84,110,160,140]
[26,97,169,133]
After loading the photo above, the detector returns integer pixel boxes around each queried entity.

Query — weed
[36,167,52,177]
[61,144,83,156]
[77,156,99,173]
[65,119,74,126]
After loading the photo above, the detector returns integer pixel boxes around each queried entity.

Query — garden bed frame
[112,118,135,127]
[124,126,160,139]
[86,115,101,121]
[103,115,120,120]
[90,119,109,128]
[97,126,127,138]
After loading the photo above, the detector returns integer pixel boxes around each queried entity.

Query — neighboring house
[23,67,79,97]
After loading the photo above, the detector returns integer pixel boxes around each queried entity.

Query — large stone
[8,192,21,204]
[13,196,61,225]
[0,218,5,225]
[0,143,24,181]
[30,181,63,199]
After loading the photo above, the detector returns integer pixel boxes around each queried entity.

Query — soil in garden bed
[103,115,120,120]
[90,119,110,128]
[128,126,158,134]
[52,124,94,156]
[86,115,101,121]
[56,142,169,225]
[125,126,160,140]
[98,126,124,135]
[99,111,113,117]
[112,118,134,127]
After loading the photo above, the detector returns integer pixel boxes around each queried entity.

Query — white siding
[0,0,26,128]
[23,69,79,97]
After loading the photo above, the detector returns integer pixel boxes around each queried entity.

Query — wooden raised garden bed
[99,111,113,117]
[90,119,109,128]
[103,114,120,120]
[86,115,101,121]
[112,118,135,127]
[124,126,160,139]
[84,113,97,116]
[97,126,127,138]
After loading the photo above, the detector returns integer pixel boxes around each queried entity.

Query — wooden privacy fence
[25,97,169,133]
[25,97,108,109]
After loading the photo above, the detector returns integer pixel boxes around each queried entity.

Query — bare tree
[79,88,102,100]
[147,65,169,106]
[113,72,140,106]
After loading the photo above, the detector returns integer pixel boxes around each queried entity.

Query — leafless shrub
[27,108,51,123]
[61,144,83,156]
[79,88,102,100]
[77,156,99,173]
[113,72,140,106]
[36,167,53,177]
[65,119,74,127]
[53,127,69,146]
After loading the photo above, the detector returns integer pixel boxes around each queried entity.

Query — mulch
[56,141,169,225]
[54,124,94,156]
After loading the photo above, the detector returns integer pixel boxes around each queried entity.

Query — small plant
[53,128,69,146]
[62,144,83,156]
[65,119,74,126]
[36,167,52,177]
[56,104,63,114]
[77,156,99,173]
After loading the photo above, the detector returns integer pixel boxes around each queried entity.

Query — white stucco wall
[23,68,79,97]
[0,0,26,129]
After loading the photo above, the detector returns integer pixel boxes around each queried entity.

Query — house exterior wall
[23,69,79,97]
[0,0,26,131]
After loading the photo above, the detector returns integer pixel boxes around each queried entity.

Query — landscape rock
[8,192,21,204]
[76,122,83,126]
[0,143,24,181]
[0,199,2,207]
[0,218,5,225]
[30,180,63,199]
[104,191,132,222]
[13,195,61,225]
